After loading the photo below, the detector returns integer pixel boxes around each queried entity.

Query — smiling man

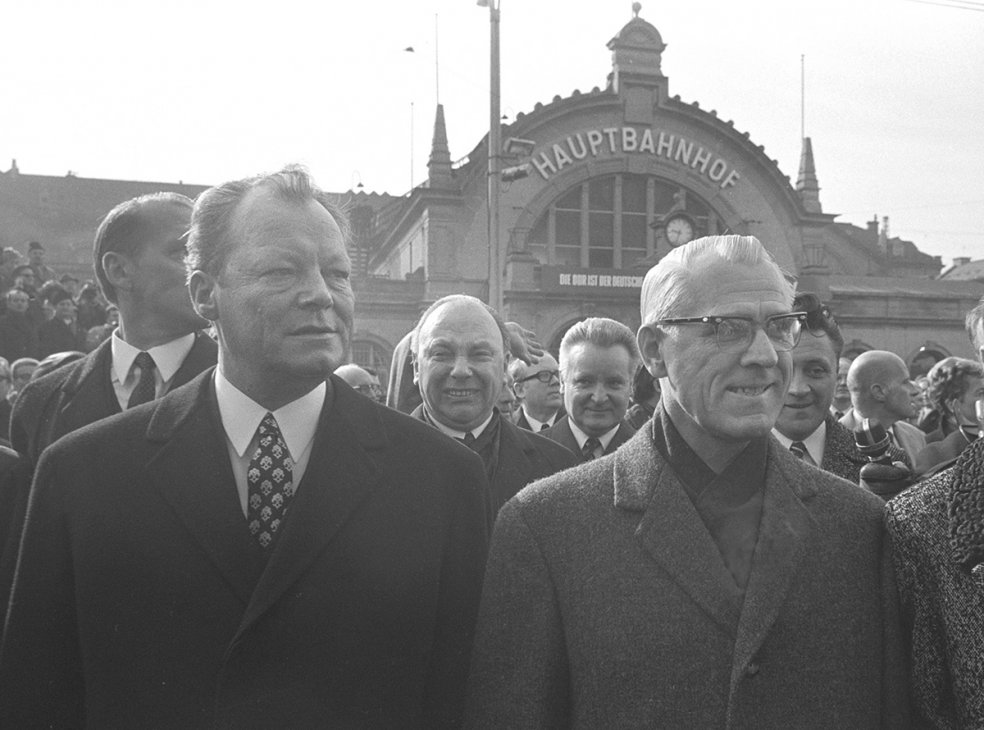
[772,292,902,486]
[542,318,638,462]
[411,295,576,529]
[0,167,489,728]
[465,235,908,728]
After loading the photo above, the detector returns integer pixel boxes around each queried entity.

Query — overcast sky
[3,0,982,265]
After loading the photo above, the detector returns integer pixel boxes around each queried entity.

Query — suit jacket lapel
[491,420,535,504]
[730,442,816,687]
[54,339,120,439]
[614,433,742,634]
[235,379,384,636]
[145,371,263,606]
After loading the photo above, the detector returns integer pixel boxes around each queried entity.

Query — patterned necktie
[127,352,157,409]
[582,436,602,460]
[247,413,295,550]
[789,441,812,464]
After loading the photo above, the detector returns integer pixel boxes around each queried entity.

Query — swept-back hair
[559,317,640,378]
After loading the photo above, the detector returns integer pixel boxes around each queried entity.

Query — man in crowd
[37,287,84,357]
[543,317,637,462]
[0,288,39,361]
[411,294,577,529]
[334,362,384,402]
[10,192,217,470]
[887,298,984,727]
[840,350,925,467]
[26,240,57,284]
[0,166,489,727]
[830,355,853,419]
[912,356,984,476]
[465,235,908,728]
[772,292,904,485]
[509,352,563,431]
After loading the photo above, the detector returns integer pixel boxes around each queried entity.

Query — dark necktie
[247,413,295,551]
[582,436,602,460]
[457,432,477,449]
[539,422,550,431]
[789,441,813,465]
[127,352,157,409]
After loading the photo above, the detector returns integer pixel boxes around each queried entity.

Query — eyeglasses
[655,312,807,352]
[516,369,560,384]
[353,384,383,396]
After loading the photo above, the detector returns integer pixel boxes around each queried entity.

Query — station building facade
[1,10,981,384]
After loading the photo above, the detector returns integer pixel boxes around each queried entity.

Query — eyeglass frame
[515,369,560,384]
[653,311,808,352]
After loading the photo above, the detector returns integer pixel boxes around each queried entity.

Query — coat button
[745,661,760,677]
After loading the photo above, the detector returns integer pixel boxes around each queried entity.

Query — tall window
[528,173,725,267]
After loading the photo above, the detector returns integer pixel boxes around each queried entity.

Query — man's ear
[637,324,668,378]
[188,270,219,322]
[101,252,134,295]
[870,383,887,403]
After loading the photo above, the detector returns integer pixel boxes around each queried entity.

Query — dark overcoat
[0,371,489,729]
[9,330,217,469]
[465,425,910,729]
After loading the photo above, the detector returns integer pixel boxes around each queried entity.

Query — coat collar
[613,426,817,668]
[947,437,984,571]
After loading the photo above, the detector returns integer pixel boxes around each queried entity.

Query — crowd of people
[0,165,981,727]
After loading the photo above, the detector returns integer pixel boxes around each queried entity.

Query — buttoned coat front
[465,425,910,729]
[0,371,489,729]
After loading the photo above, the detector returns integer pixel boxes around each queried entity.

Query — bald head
[847,350,917,426]
[335,364,382,401]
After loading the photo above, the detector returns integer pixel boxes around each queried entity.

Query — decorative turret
[606,3,668,97]
[796,137,822,214]
[427,104,454,190]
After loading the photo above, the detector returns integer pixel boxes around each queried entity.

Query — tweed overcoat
[0,371,489,728]
[886,436,984,728]
[465,423,910,729]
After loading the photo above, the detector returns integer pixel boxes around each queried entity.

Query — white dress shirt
[111,331,196,409]
[522,408,558,432]
[428,410,495,441]
[214,368,325,516]
[772,421,827,467]
[569,419,621,458]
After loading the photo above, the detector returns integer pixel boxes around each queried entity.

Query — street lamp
[477,0,502,313]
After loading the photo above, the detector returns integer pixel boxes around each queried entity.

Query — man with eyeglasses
[465,235,908,728]
[509,352,564,431]
[334,362,385,403]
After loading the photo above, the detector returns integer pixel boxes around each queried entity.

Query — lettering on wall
[530,126,741,190]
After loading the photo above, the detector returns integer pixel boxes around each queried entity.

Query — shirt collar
[772,420,827,465]
[112,331,196,385]
[214,367,326,459]
[522,408,556,431]
[425,407,495,441]
[568,418,621,450]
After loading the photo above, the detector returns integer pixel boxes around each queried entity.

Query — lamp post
[478,0,502,313]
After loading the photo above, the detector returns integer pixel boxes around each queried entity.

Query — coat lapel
[614,432,743,634]
[729,441,816,687]
[54,339,120,438]
[491,420,535,503]
[144,370,263,606]
[234,379,385,636]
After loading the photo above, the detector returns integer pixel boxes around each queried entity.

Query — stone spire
[606,3,667,94]
[427,104,454,190]
[796,137,822,214]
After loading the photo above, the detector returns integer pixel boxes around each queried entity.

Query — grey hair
[639,235,795,325]
[185,164,349,280]
[559,317,641,378]
[966,298,984,353]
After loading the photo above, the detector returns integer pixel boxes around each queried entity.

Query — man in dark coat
[465,235,909,728]
[11,192,217,471]
[0,166,488,728]
[36,287,86,357]
[510,352,564,432]
[886,298,984,728]
[410,294,577,529]
[542,317,638,462]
